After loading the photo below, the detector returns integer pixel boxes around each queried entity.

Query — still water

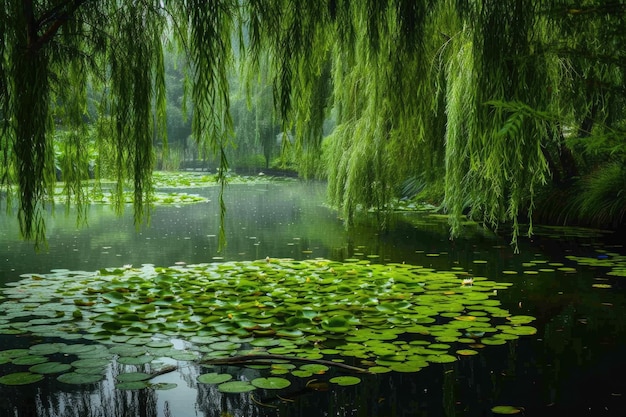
[1,181,625,416]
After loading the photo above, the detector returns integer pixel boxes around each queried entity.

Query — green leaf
[197,373,233,384]
[57,372,104,385]
[251,377,291,390]
[29,362,73,375]
[329,376,361,386]
[491,405,523,414]
[0,372,44,385]
[217,381,256,393]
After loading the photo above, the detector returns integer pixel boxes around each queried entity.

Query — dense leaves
[0,258,536,380]
[2,1,626,247]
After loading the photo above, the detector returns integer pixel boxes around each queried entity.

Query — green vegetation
[0,258,537,388]
[2,1,626,248]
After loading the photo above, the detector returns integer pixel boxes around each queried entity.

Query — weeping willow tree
[2,0,626,249]
[0,0,235,246]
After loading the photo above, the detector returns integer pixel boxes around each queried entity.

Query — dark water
[1,181,625,417]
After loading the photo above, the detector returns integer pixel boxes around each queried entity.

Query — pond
[0,180,625,417]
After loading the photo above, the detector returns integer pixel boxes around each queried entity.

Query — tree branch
[202,354,372,374]
[27,0,90,53]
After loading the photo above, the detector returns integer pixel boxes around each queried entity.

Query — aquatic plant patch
[88,190,209,205]
[0,258,536,388]
[151,171,297,188]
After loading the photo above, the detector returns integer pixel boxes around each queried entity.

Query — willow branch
[27,0,90,53]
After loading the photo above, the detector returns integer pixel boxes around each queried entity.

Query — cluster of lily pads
[151,171,296,188]
[0,258,537,392]
[50,171,298,208]
[87,189,209,205]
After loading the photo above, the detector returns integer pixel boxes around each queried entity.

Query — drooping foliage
[1,0,626,248]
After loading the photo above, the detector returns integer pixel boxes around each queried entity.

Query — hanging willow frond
[3,0,626,249]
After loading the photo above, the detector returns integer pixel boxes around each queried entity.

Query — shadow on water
[0,181,625,416]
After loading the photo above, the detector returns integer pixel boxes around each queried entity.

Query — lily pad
[491,405,523,414]
[329,376,361,386]
[0,372,44,385]
[12,355,48,366]
[197,373,233,384]
[251,377,291,389]
[57,372,103,385]
[217,380,256,393]
[29,362,73,375]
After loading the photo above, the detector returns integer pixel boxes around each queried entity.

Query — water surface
[0,181,625,417]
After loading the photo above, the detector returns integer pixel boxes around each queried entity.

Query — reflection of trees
[30,379,159,417]
[4,359,477,417]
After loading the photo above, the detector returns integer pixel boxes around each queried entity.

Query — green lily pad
[72,358,110,368]
[57,372,104,385]
[426,354,457,363]
[61,344,98,355]
[208,341,240,351]
[299,364,330,373]
[456,349,479,356]
[197,373,233,384]
[118,355,154,365]
[0,349,31,359]
[291,370,313,378]
[491,405,523,414]
[12,355,48,366]
[251,377,291,389]
[502,326,537,336]
[0,372,44,385]
[217,380,256,393]
[29,343,65,355]
[29,362,73,374]
[109,345,147,357]
[329,376,361,386]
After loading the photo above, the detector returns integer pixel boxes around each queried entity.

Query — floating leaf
[217,381,256,393]
[118,355,154,365]
[251,377,291,390]
[291,370,313,378]
[491,405,523,414]
[456,349,478,356]
[197,373,233,384]
[29,343,65,355]
[12,355,48,366]
[299,364,329,374]
[426,354,457,363]
[0,372,44,385]
[57,372,103,385]
[329,376,361,386]
[29,362,73,375]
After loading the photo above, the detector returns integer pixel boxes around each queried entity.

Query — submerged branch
[202,354,372,374]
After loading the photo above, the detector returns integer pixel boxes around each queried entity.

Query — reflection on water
[1,181,626,416]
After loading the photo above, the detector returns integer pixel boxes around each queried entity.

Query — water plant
[0,258,536,390]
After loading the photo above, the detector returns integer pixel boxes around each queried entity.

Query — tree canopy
[2,1,626,250]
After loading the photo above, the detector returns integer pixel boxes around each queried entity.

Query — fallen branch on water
[149,364,178,378]
[201,354,372,374]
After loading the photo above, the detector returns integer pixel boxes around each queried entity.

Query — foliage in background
[1,0,626,248]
